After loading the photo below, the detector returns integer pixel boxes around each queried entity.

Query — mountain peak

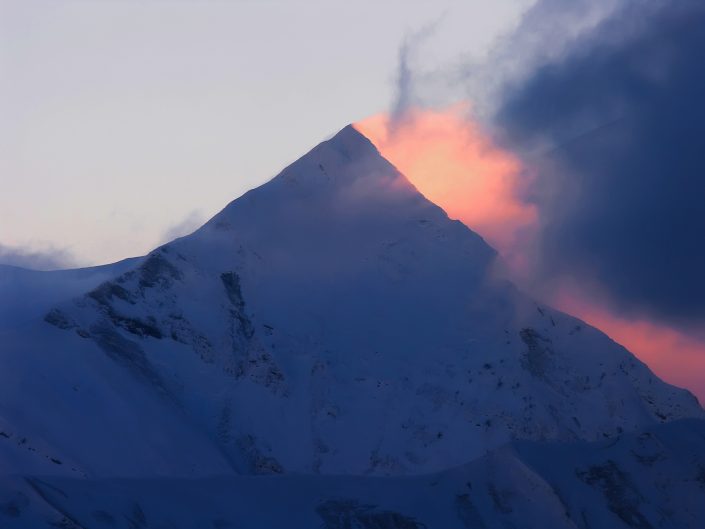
[201,121,438,243]
[316,124,379,164]
[274,123,391,184]
[325,124,377,158]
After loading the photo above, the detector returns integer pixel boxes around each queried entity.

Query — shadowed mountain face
[0,257,143,332]
[6,125,693,480]
[4,418,705,528]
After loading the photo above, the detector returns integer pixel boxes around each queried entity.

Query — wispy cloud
[159,210,205,244]
[388,16,446,131]
[0,243,78,271]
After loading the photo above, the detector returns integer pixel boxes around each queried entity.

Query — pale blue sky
[1,0,530,267]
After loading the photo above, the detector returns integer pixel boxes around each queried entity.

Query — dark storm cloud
[496,0,705,328]
[462,0,620,120]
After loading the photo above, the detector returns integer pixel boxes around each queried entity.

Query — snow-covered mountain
[0,125,703,527]
[3,418,705,528]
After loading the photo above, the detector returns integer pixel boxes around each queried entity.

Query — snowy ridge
[0,257,142,332]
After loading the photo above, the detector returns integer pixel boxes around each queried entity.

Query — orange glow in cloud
[554,284,705,403]
[355,104,537,272]
[356,105,705,403]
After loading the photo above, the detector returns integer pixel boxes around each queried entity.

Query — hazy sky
[0,0,529,267]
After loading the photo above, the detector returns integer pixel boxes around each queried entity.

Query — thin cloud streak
[159,210,205,244]
[0,243,78,271]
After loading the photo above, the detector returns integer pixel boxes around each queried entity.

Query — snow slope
[0,258,142,332]
[2,418,705,528]
[16,125,699,478]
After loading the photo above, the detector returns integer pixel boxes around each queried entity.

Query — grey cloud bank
[495,0,705,331]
